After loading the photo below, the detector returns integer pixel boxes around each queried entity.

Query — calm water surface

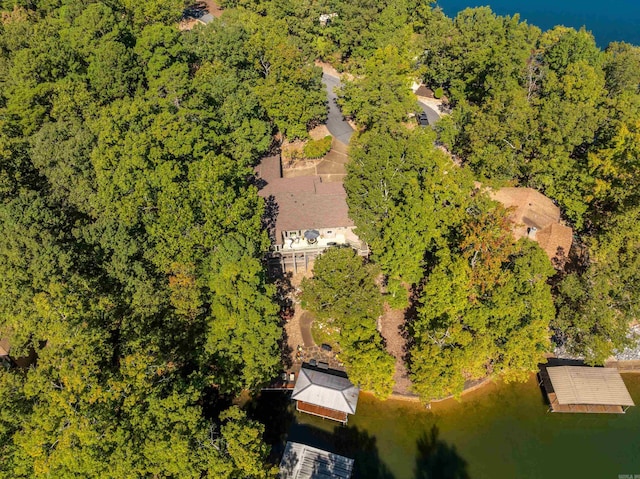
[287,374,640,479]
[436,0,640,47]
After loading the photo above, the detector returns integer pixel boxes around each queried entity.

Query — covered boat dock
[539,365,635,413]
[291,364,359,424]
[279,441,354,479]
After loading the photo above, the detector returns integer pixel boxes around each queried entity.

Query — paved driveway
[418,101,442,127]
[322,73,354,145]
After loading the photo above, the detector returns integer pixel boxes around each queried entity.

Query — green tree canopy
[0,1,288,474]
[337,45,417,130]
[345,126,474,285]
[553,206,640,364]
[301,248,395,398]
[409,206,555,401]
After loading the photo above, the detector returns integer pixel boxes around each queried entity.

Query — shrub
[434,87,444,99]
[303,135,332,158]
[386,278,409,309]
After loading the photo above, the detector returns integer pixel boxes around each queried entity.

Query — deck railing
[266,240,369,273]
[269,240,369,257]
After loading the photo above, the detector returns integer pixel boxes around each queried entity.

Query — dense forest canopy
[0,0,329,475]
[0,0,639,473]
[411,6,640,369]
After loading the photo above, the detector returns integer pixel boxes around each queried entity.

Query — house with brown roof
[490,187,573,265]
[0,338,10,366]
[255,156,367,273]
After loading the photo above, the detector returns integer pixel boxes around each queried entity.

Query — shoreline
[380,359,640,405]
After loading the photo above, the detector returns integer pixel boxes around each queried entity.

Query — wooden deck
[267,241,369,275]
[262,369,298,391]
[262,381,295,391]
[546,392,625,414]
[296,401,348,423]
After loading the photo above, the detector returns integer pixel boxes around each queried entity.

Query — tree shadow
[262,194,278,243]
[333,426,395,479]
[414,425,470,479]
[245,391,297,462]
[402,284,422,368]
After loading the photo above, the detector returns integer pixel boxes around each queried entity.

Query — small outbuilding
[291,365,359,424]
[197,13,214,24]
[279,441,354,479]
[539,365,635,414]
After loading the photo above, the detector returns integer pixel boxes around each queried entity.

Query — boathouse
[291,365,359,424]
[539,366,634,413]
[279,441,354,479]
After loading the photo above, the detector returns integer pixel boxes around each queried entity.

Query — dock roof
[547,366,634,406]
[279,442,354,479]
[292,366,359,415]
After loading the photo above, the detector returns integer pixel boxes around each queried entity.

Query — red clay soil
[379,303,414,395]
[202,0,223,17]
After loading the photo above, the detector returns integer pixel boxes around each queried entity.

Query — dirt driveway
[379,304,414,395]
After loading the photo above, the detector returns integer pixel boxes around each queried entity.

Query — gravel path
[553,325,640,361]
[299,311,315,348]
[613,325,640,360]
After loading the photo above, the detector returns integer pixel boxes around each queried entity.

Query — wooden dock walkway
[296,400,348,423]
[545,391,624,414]
[261,369,298,391]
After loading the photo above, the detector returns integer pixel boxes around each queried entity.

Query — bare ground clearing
[379,303,414,396]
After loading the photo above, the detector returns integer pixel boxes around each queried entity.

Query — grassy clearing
[310,320,341,352]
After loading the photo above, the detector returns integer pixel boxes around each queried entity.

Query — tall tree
[301,248,395,398]
[553,206,640,364]
[345,126,474,285]
[410,206,555,401]
[337,45,417,130]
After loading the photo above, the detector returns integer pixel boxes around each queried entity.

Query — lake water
[269,374,640,479]
[436,0,640,47]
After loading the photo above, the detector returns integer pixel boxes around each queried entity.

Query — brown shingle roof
[490,187,560,235]
[536,223,573,261]
[255,155,282,184]
[0,338,9,356]
[255,156,354,243]
[415,85,435,98]
[490,187,572,262]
